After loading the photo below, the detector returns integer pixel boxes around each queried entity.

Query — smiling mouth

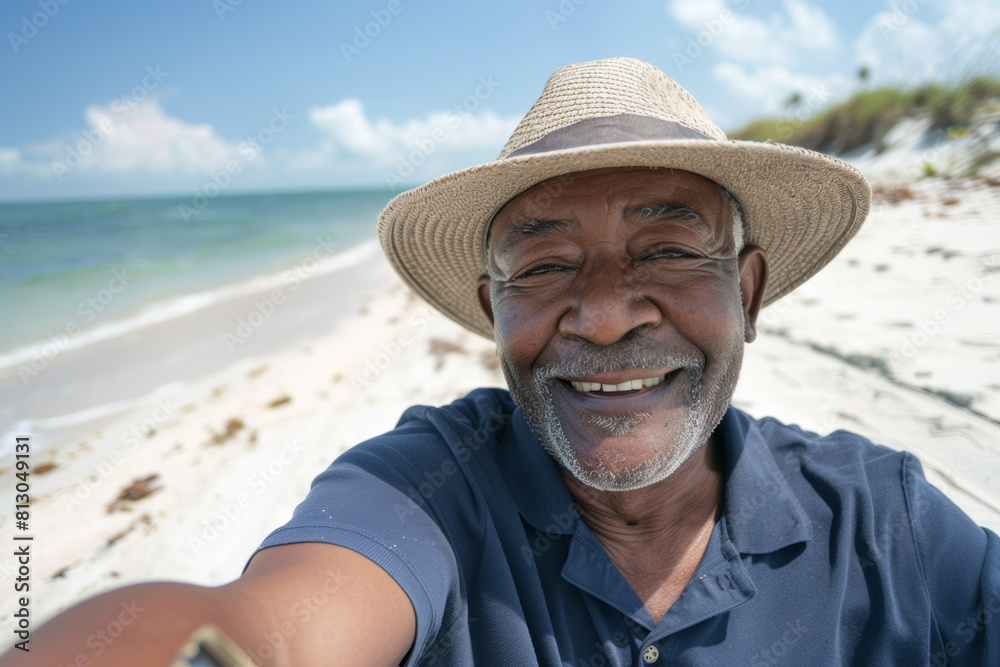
[560,369,682,396]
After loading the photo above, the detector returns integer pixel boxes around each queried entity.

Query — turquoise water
[0,188,399,356]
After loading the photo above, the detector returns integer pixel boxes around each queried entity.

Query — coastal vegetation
[730,77,1000,156]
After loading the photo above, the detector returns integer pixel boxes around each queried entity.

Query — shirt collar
[499,402,812,551]
[499,406,579,535]
[716,407,813,553]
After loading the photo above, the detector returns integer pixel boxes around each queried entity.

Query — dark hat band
[508,113,715,158]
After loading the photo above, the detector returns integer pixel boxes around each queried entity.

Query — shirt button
[643,644,660,663]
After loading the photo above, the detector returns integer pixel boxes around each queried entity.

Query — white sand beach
[1,175,998,630]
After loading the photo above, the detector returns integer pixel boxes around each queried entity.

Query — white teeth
[569,373,672,394]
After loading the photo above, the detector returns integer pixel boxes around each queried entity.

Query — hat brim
[378,138,871,340]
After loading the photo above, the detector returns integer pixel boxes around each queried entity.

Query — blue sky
[1,0,997,201]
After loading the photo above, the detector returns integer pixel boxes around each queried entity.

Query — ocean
[0,188,398,368]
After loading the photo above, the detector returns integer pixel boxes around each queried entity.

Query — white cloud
[2,92,521,196]
[712,62,847,116]
[668,0,838,65]
[4,100,240,182]
[784,0,838,52]
[79,101,234,174]
[0,147,22,172]
[854,0,1000,88]
[0,146,56,179]
[668,0,728,28]
[309,99,393,156]
[701,0,999,128]
[308,98,519,160]
[302,98,521,185]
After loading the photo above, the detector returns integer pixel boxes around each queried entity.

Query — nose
[558,261,662,346]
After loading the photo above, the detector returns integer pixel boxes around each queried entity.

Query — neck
[564,436,723,538]
[562,436,724,622]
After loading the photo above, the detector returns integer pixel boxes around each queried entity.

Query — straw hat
[378,57,871,340]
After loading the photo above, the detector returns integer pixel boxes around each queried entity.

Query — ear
[477,274,495,327]
[737,245,768,343]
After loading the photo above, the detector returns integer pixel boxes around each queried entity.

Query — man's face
[478,167,767,492]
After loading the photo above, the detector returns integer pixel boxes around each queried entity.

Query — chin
[552,415,710,492]
[501,335,743,492]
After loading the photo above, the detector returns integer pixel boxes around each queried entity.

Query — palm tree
[857,65,870,86]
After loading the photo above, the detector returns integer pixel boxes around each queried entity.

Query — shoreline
[0,239,389,436]
[0,239,382,375]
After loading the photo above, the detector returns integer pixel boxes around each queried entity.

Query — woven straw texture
[378,57,871,340]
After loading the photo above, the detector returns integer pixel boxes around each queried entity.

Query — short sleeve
[903,452,1000,665]
[246,452,461,665]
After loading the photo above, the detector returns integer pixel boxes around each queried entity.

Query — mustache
[531,340,705,384]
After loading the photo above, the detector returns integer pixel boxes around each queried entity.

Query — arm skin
[0,543,416,667]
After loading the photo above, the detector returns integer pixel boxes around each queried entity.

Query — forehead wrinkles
[492,197,728,262]
[485,169,734,268]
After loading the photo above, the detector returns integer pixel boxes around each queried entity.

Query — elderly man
[12,58,999,666]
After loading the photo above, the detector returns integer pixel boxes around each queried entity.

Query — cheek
[492,304,541,381]
[491,300,522,357]
[492,290,558,356]
[662,278,745,349]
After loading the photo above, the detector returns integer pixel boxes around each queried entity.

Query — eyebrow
[493,201,713,255]
[623,202,712,234]
[495,218,573,253]
[509,218,571,237]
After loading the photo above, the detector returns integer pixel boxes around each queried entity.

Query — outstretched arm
[0,543,415,667]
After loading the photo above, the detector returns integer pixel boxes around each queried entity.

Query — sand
[1,176,998,630]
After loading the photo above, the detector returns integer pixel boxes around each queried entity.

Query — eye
[512,263,571,281]
[644,248,697,260]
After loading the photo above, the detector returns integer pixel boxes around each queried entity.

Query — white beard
[502,340,742,492]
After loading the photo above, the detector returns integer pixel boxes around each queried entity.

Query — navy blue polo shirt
[250,388,1000,665]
